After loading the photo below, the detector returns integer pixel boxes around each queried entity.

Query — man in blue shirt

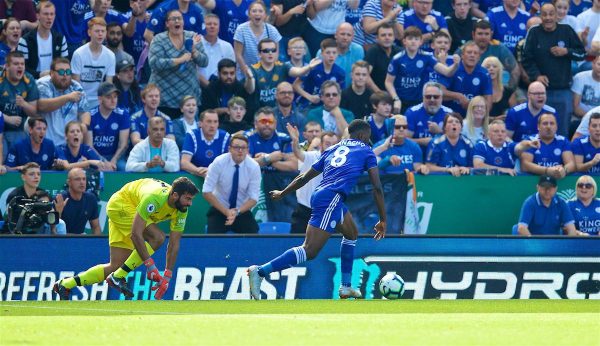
[517,174,577,235]
[5,117,57,171]
[399,0,449,51]
[572,112,600,175]
[211,0,250,44]
[520,113,575,177]
[486,0,530,53]
[50,0,91,56]
[373,115,429,175]
[443,41,493,116]
[54,168,100,235]
[506,81,556,142]
[406,81,453,148]
[180,109,230,177]
[247,119,386,300]
[88,82,130,171]
[247,107,297,172]
[123,0,151,65]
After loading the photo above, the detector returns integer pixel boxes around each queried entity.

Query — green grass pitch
[1,300,599,345]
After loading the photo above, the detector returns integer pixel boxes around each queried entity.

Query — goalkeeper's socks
[258,246,306,277]
[114,242,155,279]
[340,237,356,287]
[62,265,105,289]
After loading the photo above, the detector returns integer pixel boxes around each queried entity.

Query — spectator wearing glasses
[406,82,453,148]
[202,133,261,234]
[148,9,208,119]
[572,112,600,174]
[373,114,429,175]
[248,107,297,172]
[37,57,90,147]
[306,81,354,137]
[568,176,600,236]
[505,81,557,142]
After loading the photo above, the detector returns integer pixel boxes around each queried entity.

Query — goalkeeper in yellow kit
[53,177,199,300]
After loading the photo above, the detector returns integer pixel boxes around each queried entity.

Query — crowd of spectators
[1,0,599,236]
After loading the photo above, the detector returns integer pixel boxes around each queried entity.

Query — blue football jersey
[505,103,556,142]
[387,50,438,103]
[90,107,130,157]
[5,138,56,169]
[486,5,530,53]
[374,137,423,174]
[56,143,101,163]
[50,0,91,44]
[300,63,346,104]
[130,109,174,140]
[123,10,151,64]
[571,136,600,175]
[182,128,230,168]
[312,138,377,197]
[426,134,474,167]
[525,134,571,167]
[212,0,251,44]
[399,8,447,51]
[473,140,517,169]
[445,63,492,115]
[405,103,453,139]
[568,198,600,235]
[147,0,205,35]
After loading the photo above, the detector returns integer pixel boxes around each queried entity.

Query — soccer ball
[379,273,405,299]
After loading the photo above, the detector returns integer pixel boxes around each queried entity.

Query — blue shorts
[308,189,347,233]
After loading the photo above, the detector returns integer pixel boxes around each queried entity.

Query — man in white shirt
[71,17,116,109]
[198,14,235,88]
[572,56,600,120]
[126,117,180,172]
[202,133,261,234]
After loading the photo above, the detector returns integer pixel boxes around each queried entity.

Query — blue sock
[340,237,356,287]
[259,246,306,277]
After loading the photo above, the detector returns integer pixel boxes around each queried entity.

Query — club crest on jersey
[205,150,214,158]
[147,203,156,213]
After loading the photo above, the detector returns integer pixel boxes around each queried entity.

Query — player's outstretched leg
[248,225,330,300]
[337,212,362,299]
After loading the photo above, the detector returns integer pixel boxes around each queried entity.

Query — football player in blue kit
[247,119,386,300]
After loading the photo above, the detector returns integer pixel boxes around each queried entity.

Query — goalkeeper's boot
[53,279,71,300]
[246,265,263,300]
[106,273,134,298]
[339,285,362,299]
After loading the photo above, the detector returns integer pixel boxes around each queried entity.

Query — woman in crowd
[426,113,473,177]
[568,175,600,236]
[54,121,106,171]
[462,96,489,144]
[483,56,516,121]
[353,0,403,49]
[233,1,281,79]
[555,0,578,30]
[172,95,199,150]
[148,9,207,119]
[0,18,21,69]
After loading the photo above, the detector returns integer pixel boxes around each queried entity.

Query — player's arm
[384,73,401,112]
[367,167,386,240]
[89,218,101,235]
[165,230,182,272]
[270,168,321,199]
[131,212,152,260]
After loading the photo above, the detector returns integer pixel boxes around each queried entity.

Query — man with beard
[106,22,135,64]
[53,176,199,300]
[520,113,575,178]
[54,167,101,235]
[406,82,453,148]
[273,82,305,138]
[37,57,90,147]
[201,58,253,119]
[5,117,56,171]
[17,1,68,79]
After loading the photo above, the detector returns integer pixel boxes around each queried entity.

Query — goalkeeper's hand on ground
[152,269,172,300]
[144,258,162,282]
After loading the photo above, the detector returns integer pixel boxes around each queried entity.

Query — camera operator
[53,168,101,235]
[2,162,59,234]
[31,190,66,235]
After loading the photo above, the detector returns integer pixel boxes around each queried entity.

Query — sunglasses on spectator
[424,94,440,100]
[260,48,277,53]
[577,183,594,189]
[394,124,407,129]
[54,68,72,76]
[323,92,339,98]
[258,118,274,125]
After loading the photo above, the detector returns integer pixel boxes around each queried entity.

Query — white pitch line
[0,303,189,315]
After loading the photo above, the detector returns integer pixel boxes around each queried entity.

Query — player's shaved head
[348,119,371,143]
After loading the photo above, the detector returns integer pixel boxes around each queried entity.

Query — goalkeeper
[53,177,199,300]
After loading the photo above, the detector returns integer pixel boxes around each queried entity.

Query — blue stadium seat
[259,222,291,235]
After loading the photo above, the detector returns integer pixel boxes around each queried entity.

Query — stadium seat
[259,222,291,234]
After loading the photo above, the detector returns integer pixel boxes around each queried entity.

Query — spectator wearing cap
[126,117,180,173]
[517,175,579,236]
[148,9,208,119]
[114,55,142,115]
[37,57,90,147]
[86,82,130,171]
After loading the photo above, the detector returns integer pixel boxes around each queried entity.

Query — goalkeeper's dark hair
[348,119,371,139]
[171,177,199,197]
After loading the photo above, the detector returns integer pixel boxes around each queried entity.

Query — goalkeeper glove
[152,269,172,300]
[144,258,162,282]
